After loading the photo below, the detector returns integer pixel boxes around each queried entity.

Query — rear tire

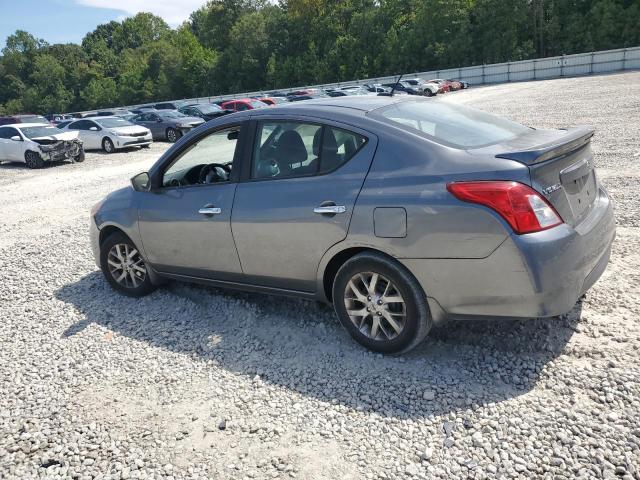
[166,128,180,143]
[24,151,45,169]
[100,232,156,297]
[332,252,431,354]
[102,137,115,153]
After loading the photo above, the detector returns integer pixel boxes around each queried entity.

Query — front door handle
[198,205,222,216]
[314,205,346,214]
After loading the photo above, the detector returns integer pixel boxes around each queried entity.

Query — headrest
[276,130,307,164]
[313,128,338,156]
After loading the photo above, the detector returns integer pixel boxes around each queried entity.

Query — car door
[137,123,247,279]
[0,127,24,161]
[84,120,103,149]
[67,120,99,150]
[231,117,377,292]
[148,113,165,138]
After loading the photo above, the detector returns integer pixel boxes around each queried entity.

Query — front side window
[0,127,20,139]
[252,121,367,180]
[68,120,92,130]
[370,100,531,149]
[162,126,240,188]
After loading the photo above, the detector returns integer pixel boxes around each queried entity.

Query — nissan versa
[90,96,615,354]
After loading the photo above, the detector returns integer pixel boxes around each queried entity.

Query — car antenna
[390,73,404,97]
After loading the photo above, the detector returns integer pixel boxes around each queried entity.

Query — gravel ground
[1,71,639,480]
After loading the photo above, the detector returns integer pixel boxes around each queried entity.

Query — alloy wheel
[107,243,147,289]
[343,271,407,341]
[104,139,114,153]
[167,129,178,142]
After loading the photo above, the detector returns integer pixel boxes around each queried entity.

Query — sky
[0,0,210,49]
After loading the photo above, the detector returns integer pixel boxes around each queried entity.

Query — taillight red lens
[446,181,563,234]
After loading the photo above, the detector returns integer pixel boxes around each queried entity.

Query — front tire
[424,89,434,97]
[102,137,115,153]
[332,252,431,354]
[166,128,180,143]
[100,232,156,297]
[74,149,85,163]
[24,151,45,169]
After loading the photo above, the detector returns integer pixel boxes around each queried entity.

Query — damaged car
[0,123,84,169]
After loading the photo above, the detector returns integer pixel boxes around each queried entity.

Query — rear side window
[252,121,367,180]
[370,100,531,149]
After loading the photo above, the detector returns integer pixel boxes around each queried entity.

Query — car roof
[2,122,51,128]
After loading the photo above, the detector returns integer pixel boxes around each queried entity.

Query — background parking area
[1,72,639,479]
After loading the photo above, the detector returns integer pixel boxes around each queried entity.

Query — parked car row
[0,76,470,166]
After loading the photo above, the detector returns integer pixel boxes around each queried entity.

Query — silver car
[90,96,615,354]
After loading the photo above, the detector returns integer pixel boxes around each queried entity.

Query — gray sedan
[90,96,615,354]
[131,110,204,143]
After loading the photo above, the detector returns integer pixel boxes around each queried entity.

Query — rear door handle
[198,205,221,216]
[314,205,346,214]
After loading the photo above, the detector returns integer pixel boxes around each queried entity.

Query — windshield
[370,100,532,149]
[250,100,268,109]
[21,126,61,138]
[95,118,134,128]
[197,104,222,113]
[160,111,187,118]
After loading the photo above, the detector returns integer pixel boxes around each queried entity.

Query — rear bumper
[400,187,615,323]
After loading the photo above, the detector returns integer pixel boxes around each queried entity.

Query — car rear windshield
[96,118,133,128]
[370,100,531,148]
[198,104,222,113]
[161,111,187,118]
[21,126,60,138]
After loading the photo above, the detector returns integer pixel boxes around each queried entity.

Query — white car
[63,116,152,153]
[0,123,84,168]
[404,78,440,96]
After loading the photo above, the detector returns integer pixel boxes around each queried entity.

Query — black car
[178,103,232,121]
[382,82,420,95]
[153,102,187,110]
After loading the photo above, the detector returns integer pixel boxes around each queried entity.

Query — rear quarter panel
[343,127,531,259]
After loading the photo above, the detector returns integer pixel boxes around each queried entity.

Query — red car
[220,98,269,112]
[257,97,288,106]
[427,79,451,94]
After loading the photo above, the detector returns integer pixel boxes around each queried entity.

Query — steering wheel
[198,163,231,184]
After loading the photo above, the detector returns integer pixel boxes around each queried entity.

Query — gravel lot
[1,71,639,480]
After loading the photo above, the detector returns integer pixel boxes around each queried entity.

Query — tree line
[1,0,638,114]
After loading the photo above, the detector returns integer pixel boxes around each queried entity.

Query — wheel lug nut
[377,300,382,305]
[367,296,371,301]
[377,311,382,316]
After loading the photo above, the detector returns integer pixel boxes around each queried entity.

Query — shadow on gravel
[56,272,580,419]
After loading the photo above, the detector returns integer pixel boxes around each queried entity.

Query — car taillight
[446,181,563,234]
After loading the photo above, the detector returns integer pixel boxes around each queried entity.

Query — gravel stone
[2,72,640,479]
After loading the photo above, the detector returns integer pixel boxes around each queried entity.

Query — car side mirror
[89,126,99,131]
[10,135,22,141]
[131,172,151,192]
[227,131,239,140]
[156,118,163,123]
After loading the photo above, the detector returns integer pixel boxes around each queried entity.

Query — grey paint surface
[91,96,616,323]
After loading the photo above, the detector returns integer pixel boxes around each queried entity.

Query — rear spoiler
[496,126,594,165]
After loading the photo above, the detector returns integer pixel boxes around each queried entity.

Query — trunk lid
[495,127,597,227]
